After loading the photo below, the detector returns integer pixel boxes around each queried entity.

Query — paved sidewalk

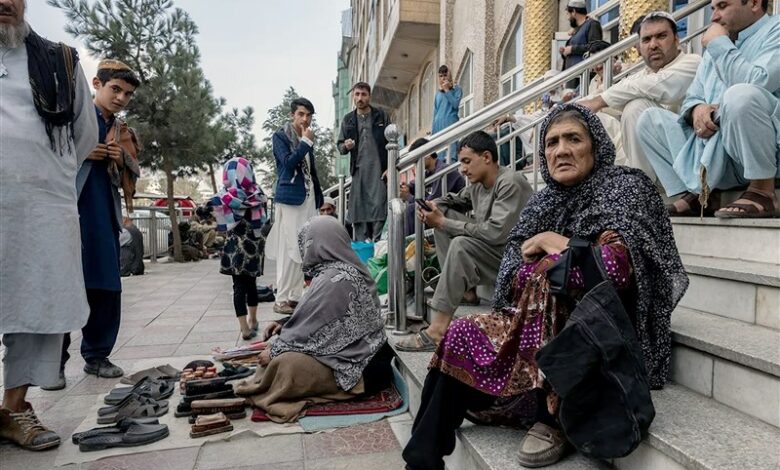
[0,258,409,469]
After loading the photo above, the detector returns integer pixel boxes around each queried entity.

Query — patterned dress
[430,231,633,422]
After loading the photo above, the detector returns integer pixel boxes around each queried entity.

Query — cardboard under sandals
[96,393,169,424]
[78,423,169,452]
[104,377,175,405]
[187,398,247,423]
[190,412,233,438]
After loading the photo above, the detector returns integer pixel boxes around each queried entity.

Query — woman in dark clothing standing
[211,157,268,340]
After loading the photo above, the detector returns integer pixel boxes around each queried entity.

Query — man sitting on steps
[396,131,532,352]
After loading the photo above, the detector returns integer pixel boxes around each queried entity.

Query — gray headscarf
[270,216,386,390]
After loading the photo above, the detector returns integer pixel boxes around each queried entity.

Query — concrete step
[670,307,780,428]
[390,340,780,470]
[671,217,780,264]
[616,384,780,470]
[679,254,779,329]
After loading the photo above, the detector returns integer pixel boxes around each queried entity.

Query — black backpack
[536,238,655,459]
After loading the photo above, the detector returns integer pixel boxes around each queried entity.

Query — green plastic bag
[367,254,389,295]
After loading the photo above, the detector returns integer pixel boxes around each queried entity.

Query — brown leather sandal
[666,191,721,217]
[714,189,779,219]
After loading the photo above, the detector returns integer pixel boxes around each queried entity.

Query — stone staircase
[389,217,780,470]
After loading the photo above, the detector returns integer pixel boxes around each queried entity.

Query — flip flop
[104,377,175,405]
[97,394,169,424]
[78,423,169,452]
[71,417,159,444]
[395,329,438,352]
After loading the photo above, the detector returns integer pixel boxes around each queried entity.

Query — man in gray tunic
[0,0,97,450]
[337,82,391,241]
[397,131,532,351]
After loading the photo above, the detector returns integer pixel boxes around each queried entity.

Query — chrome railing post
[414,153,426,322]
[384,125,408,334]
[532,122,541,191]
[603,56,613,90]
[337,175,346,225]
[149,209,158,263]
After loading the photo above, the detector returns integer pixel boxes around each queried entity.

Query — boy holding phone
[396,131,532,352]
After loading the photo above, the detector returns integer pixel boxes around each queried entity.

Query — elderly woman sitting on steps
[235,216,393,422]
[402,104,688,470]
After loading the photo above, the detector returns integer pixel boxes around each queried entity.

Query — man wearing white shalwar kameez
[267,98,323,315]
[0,0,98,451]
[579,11,701,181]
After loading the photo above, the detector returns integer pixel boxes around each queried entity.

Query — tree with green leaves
[256,87,338,191]
[50,0,223,262]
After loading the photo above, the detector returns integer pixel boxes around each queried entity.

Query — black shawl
[24,29,79,152]
[493,103,689,389]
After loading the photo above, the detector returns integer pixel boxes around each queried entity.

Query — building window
[409,84,419,137]
[500,17,523,97]
[458,51,474,118]
[420,63,434,132]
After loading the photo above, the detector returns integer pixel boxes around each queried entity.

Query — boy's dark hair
[438,65,449,75]
[410,137,438,159]
[458,131,498,162]
[96,68,140,88]
[630,15,645,36]
[352,81,371,94]
[290,97,315,115]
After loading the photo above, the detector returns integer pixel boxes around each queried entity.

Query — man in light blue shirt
[431,65,462,162]
[639,0,779,218]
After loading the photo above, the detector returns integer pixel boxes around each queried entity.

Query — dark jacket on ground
[337,106,391,176]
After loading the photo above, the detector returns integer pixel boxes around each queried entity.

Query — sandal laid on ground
[104,377,175,405]
[78,423,169,451]
[120,364,180,385]
[97,394,169,424]
[395,328,438,352]
[71,417,159,444]
[666,191,720,217]
[714,189,779,219]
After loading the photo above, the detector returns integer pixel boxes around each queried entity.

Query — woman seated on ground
[402,104,688,470]
[235,216,394,423]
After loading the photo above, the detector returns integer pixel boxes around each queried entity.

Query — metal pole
[149,210,158,263]
[384,124,408,334]
[603,56,613,90]
[532,122,540,191]
[337,175,346,225]
[414,153,426,322]
[579,70,590,97]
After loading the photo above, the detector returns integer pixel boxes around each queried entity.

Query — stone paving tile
[82,447,200,470]
[66,375,122,396]
[189,316,240,333]
[203,308,237,317]
[304,451,406,470]
[184,329,239,344]
[195,433,304,469]
[173,341,226,357]
[210,462,305,470]
[111,344,180,360]
[302,421,400,460]
[0,442,61,469]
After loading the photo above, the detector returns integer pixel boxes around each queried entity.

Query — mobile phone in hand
[415,198,432,211]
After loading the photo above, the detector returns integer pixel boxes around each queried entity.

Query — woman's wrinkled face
[544,119,595,187]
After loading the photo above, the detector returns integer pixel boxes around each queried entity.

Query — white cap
[567,0,587,9]
[322,196,336,208]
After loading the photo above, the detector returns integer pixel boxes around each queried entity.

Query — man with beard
[337,82,391,242]
[579,12,701,181]
[0,0,98,450]
[560,0,603,89]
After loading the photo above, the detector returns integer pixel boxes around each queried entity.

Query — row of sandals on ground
[1,1,778,467]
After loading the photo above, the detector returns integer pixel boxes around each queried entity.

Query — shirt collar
[736,14,769,47]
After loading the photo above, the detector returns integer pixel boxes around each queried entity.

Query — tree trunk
[209,163,218,193]
[165,159,184,262]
